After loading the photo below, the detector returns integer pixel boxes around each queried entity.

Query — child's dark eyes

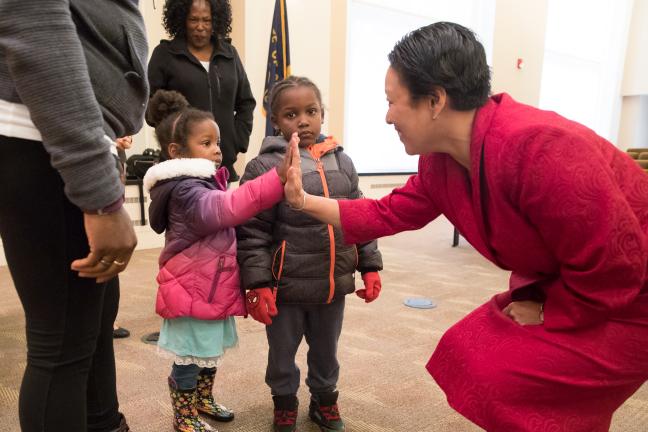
[284,109,319,119]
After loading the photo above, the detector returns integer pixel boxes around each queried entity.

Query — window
[539,0,633,141]
[344,0,496,174]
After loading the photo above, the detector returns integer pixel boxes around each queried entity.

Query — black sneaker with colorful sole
[273,394,298,432]
[309,391,345,431]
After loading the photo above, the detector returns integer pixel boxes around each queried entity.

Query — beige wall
[491,0,548,106]
[328,0,348,142]
[131,1,165,154]
[230,0,245,57]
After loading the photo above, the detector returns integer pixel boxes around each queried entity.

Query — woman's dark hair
[146,90,214,159]
[163,0,232,39]
[269,75,324,118]
[388,22,491,111]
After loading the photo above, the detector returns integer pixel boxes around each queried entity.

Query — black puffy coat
[148,36,255,181]
[237,136,383,304]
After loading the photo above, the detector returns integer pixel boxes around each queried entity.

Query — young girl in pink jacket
[143,90,297,432]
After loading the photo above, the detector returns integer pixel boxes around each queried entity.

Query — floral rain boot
[195,368,234,422]
[169,378,213,432]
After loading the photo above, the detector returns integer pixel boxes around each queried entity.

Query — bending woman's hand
[276,132,299,184]
[284,145,342,227]
[502,300,544,325]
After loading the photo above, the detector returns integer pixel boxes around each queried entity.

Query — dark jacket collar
[166,36,234,61]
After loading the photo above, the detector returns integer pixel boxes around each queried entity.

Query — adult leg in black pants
[0,137,127,431]
[88,276,126,431]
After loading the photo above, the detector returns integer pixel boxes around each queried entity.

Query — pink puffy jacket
[144,158,283,320]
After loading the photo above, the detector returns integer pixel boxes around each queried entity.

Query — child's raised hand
[277,132,300,184]
[285,136,305,210]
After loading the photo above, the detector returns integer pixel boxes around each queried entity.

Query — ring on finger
[114,260,126,267]
[99,258,113,267]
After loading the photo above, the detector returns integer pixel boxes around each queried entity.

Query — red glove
[356,272,381,303]
[246,288,278,325]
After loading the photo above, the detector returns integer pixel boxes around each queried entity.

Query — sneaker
[309,391,345,431]
[112,326,130,339]
[273,394,298,432]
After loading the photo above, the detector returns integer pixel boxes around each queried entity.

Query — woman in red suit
[281,21,648,432]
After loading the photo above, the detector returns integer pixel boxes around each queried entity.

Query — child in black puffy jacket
[237,76,383,432]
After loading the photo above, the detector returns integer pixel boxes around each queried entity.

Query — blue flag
[263,0,291,137]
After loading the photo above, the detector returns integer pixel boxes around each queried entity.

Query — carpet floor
[1,217,646,431]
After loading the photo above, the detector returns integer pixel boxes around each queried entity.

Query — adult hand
[115,136,133,150]
[71,208,137,283]
[284,137,306,209]
[246,288,278,325]
[502,300,543,325]
[356,272,381,303]
[276,132,299,184]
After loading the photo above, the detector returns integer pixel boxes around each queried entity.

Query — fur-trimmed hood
[143,158,217,193]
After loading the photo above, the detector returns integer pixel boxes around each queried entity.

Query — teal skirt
[158,317,238,367]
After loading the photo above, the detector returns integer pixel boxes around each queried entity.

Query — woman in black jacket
[148,0,255,181]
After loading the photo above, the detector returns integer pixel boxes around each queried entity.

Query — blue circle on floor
[404,298,437,309]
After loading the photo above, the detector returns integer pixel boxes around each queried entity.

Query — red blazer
[340,93,648,331]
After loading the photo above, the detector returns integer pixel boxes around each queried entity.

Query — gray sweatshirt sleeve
[0,0,123,211]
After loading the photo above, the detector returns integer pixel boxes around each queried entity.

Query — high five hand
[277,132,300,184]
[285,135,305,208]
